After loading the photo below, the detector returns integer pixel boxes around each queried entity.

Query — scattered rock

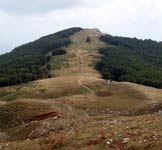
[106,139,113,145]
[113,120,117,124]
[158,110,162,115]
[0,133,9,142]
[106,141,111,145]
[123,138,130,143]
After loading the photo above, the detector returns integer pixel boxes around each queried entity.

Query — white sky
[0,0,162,54]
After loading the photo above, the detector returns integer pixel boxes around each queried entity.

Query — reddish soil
[109,140,126,150]
[96,91,113,97]
[29,112,64,122]
[87,136,105,146]
[126,132,142,140]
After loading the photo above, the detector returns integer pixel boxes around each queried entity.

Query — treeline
[96,34,162,88]
[0,27,82,87]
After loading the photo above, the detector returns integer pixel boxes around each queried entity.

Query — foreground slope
[1,28,162,150]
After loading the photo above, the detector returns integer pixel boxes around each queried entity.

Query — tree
[52,49,66,56]
[86,36,91,43]
[96,35,162,88]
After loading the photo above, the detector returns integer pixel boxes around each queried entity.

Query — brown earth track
[28,112,64,122]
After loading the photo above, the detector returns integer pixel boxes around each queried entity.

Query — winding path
[76,45,95,94]
[78,77,94,94]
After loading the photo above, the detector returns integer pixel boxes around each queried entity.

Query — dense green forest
[52,48,66,56]
[0,27,82,87]
[96,34,162,88]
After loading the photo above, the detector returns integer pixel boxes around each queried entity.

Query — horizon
[1,27,162,55]
[0,26,162,55]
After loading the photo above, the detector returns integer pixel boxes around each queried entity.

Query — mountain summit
[1,27,162,88]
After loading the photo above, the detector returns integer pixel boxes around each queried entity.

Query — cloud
[0,0,81,14]
[0,0,112,14]
[0,0,162,54]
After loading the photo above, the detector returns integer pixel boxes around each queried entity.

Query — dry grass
[1,29,162,150]
[51,29,106,77]
[1,113,162,150]
[121,82,162,103]
[0,76,90,101]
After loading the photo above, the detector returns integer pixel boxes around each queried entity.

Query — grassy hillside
[1,28,162,150]
[96,34,162,88]
[0,27,82,87]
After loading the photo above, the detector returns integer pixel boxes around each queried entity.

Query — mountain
[0,27,82,87]
[1,28,162,149]
[1,27,162,88]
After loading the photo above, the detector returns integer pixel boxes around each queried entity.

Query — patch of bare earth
[96,91,113,97]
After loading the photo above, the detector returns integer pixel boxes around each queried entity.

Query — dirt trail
[0,101,6,105]
[78,76,94,94]
[77,48,95,93]
[75,37,96,94]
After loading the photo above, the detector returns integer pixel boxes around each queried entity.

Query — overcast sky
[0,0,162,54]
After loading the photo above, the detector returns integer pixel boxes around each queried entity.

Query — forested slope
[0,27,82,87]
[96,34,162,88]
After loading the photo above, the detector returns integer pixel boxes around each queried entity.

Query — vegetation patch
[97,34,162,88]
[52,48,66,56]
[0,27,82,87]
